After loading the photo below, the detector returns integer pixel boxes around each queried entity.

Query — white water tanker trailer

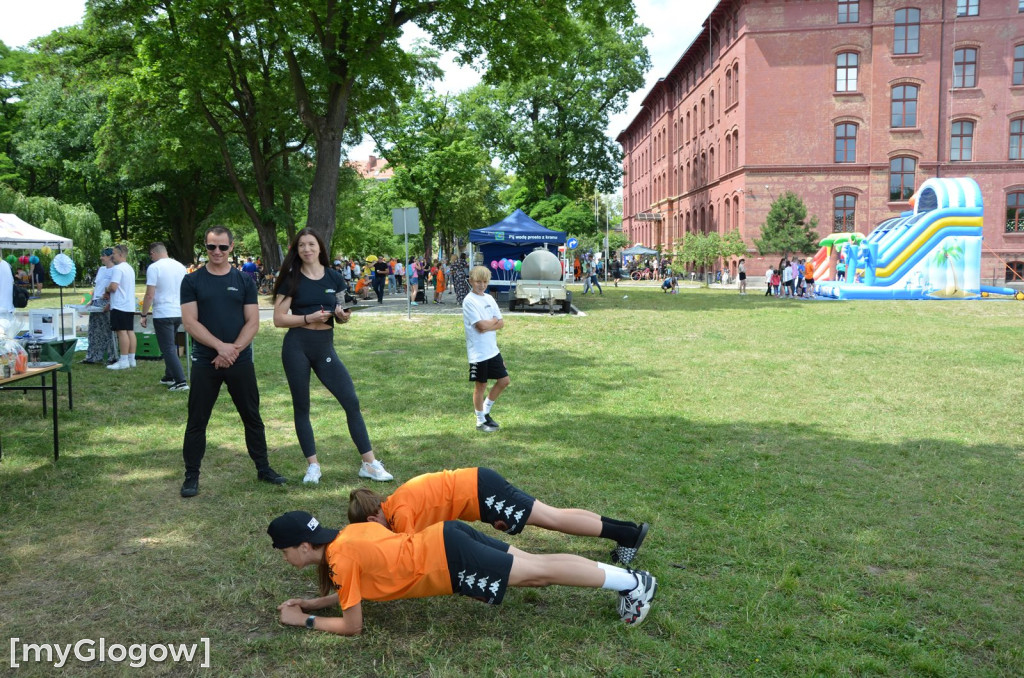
[509,248,572,313]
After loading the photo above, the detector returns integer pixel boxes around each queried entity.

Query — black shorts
[477,467,535,535]
[739,272,747,281]
[469,353,508,383]
[806,277,814,285]
[443,521,512,605]
[109,309,134,331]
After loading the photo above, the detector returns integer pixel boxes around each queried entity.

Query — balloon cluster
[489,258,523,283]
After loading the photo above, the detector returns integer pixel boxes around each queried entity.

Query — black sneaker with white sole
[484,413,500,429]
[159,378,176,386]
[180,475,199,498]
[618,569,657,626]
[476,421,498,433]
[169,382,190,392]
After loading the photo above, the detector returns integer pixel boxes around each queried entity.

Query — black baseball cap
[267,511,339,549]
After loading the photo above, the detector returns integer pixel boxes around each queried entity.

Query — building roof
[346,155,394,180]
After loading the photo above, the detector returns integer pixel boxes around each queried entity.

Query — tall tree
[754,191,821,257]
[368,90,503,262]
[89,0,641,257]
[463,15,649,200]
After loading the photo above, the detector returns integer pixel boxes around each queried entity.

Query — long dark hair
[272,228,331,298]
[317,549,336,597]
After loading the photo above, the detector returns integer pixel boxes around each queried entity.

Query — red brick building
[617,0,1024,281]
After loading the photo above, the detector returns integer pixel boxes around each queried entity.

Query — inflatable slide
[815,177,1017,300]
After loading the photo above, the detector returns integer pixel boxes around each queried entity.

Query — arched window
[733,130,740,168]
[891,85,919,127]
[733,66,739,104]
[889,157,917,201]
[950,120,975,161]
[834,194,857,232]
[953,48,978,88]
[709,205,715,233]
[725,134,732,171]
[733,196,740,232]
[1008,192,1024,232]
[836,52,859,92]
[835,123,857,163]
[725,67,732,104]
[724,198,731,231]
[701,98,706,130]
[709,147,715,179]
[894,9,921,55]
[709,90,715,124]
[1011,118,1024,161]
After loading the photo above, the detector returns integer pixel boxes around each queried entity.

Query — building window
[953,48,977,88]
[889,157,916,201]
[891,85,919,127]
[834,194,857,232]
[956,0,979,16]
[838,0,859,23]
[732,66,739,105]
[1006,262,1024,282]
[1011,119,1024,160]
[950,121,974,161]
[1014,45,1024,86]
[836,52,859,91]
[709,90,715,124]
[725,68,732,104]
[1009,192,1024,232]
[835,124,857,163]
[894,9,921,55]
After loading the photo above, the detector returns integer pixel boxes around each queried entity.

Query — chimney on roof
[367,155,377,169]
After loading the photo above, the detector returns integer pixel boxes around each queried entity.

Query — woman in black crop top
[272,229,394,484]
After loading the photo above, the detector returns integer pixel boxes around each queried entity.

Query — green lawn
[1,286,1022,677]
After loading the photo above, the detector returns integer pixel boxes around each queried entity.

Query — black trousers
[372,273,386,303]
[182,360,270,476]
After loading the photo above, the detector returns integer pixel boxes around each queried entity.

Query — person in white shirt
[106,243,138,370]
[462,266,510,433]
[0,246,14,318]
[140,242,189,390]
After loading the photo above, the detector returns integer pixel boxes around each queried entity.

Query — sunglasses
[205,243,231,252]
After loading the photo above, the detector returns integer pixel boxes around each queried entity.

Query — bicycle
[630,269,653,281]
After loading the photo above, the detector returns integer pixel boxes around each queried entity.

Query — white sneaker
[303,463,322,484]
[618,569,657,626]
[129,358,137,367]
[359,459,394,482]
[107,359,130,370]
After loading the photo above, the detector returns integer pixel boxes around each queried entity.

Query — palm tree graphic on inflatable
[930,240,966,298]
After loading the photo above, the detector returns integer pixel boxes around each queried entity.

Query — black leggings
[282,328,372,459]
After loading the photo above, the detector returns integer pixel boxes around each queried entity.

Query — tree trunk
[306,130,342,247]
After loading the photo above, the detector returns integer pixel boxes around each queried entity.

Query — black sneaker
[180,475,199,498]
[476,421,498,433]
[611,522,649,565]
[484,413,500,429]
[159,378,176,386]
[257,468,288,485]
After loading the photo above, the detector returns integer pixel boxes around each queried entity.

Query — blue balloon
[505,259,514,271]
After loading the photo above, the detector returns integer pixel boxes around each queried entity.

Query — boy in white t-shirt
[462,266,509,433]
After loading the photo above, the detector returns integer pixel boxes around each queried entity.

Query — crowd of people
[762,257,816,299]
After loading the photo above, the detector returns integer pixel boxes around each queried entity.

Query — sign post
[392,207,420,320]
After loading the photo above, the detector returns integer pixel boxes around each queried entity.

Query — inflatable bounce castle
[814,177,1018,300]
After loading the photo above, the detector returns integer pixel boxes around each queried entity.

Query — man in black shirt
[372,257,388,304]
[178,226,287,497]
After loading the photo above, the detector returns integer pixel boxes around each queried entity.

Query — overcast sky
[0,0,720,160]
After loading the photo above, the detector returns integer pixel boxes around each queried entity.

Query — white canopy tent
[0,213,74,250]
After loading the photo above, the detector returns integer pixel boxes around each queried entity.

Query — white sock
[475,410,487,424]
[128,353,136,362]
[484,398,495,414]
[119,356,130,366]
[598,563,638,591]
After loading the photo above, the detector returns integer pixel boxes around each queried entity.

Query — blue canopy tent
[469,210,567,289]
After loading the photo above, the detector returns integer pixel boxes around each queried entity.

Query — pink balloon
[490,260,498,269]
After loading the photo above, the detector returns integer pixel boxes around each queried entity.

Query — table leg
[67,370,73,410]
[51,370,59,461]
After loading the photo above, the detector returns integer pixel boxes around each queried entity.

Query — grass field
[1,285,1022,677]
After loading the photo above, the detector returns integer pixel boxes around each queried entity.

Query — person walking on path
[106,244,137,370]
[272,229,393,485]
[82,248,120,364]
[738,258,747,294]
[268,510,658,635]
[178,226,287,497]
[463,266,509,433]
[348,467,650,564]
[140,242,188,391]
[371,256,388,305]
